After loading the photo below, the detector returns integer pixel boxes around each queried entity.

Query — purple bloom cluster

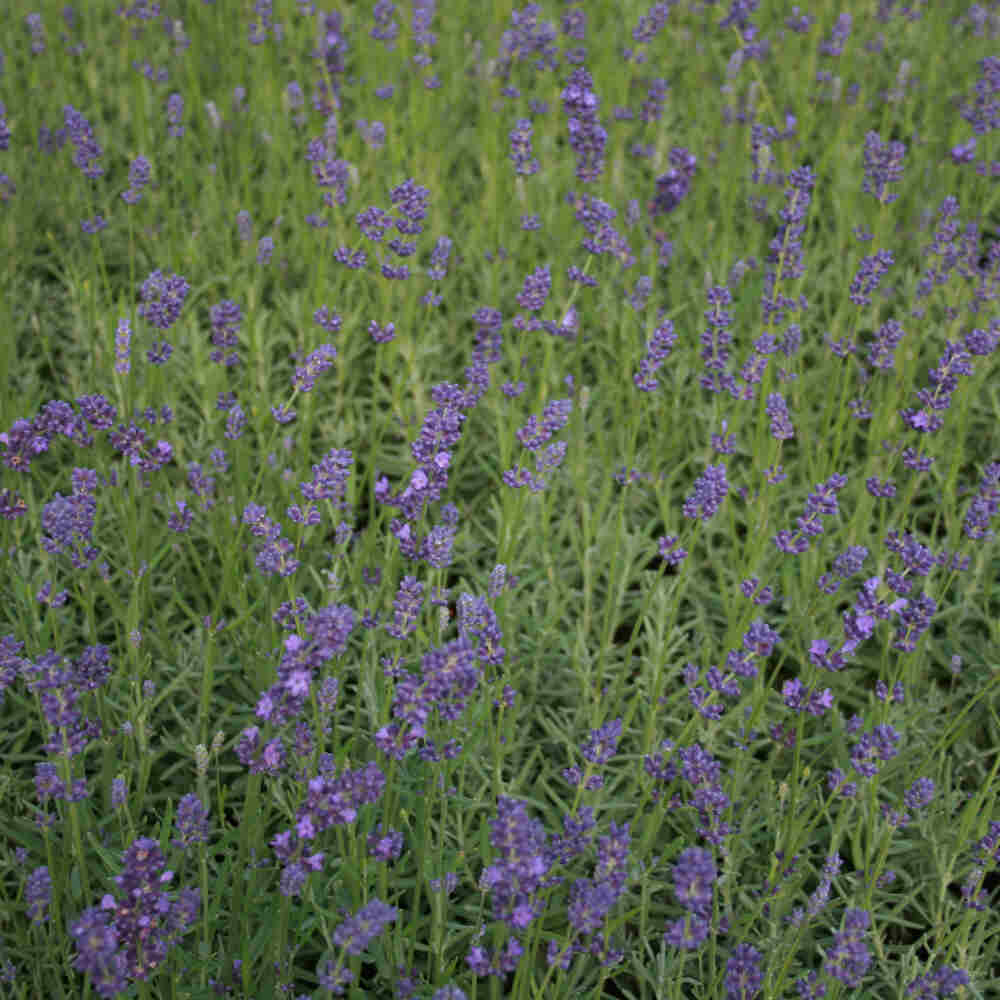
[165,92,184,137]
[334,898,399,954]
[849,723,901,779]
[474,796,552,945]
[121,155,151,205]
[270,760,385,897]
[699,283,737,395]
[761,165,815,335]
[822,908,871,987]
[64,105,104,179]
[208,300,242,368]
[377,380,474,535]
[509,118,540,176]
[960,55,999,137]
[69,838,200,997]
[765,393,794,440]
[818,11,851,57]
[498,4,558,76]
[564,717,622,789]
[899,341,974,435]
[240,502,300,579]
[291,343,337,393]
[561,66,607,183]
[503,397,573,493]
[906,965,971,999]
[386,575,424,640]
[172,793,211,849]
[849,249,893,307]
[305,115,350,219]
[571,192,634,268]
[24,643,110,767]
[634,314,676,391]
[664,847,717,949]
[299,447,353,509]
[25,866,52,924]
[40,467,100,570]
[553,821,630,969]
[862,131,906,204]
[457,593,505,666]
[137,270,189,331]
[788,853,842,927]
[427,234,452,284]
[367,824,404,862]
[515,264,551,313]
[113,318,131,374]
[649,146,696,220]
[724,943,763,1000]
[963,461,1000,540]
[867,317,906,372]
[682,463,729,523]
[773,473,849,554]
[375,637,480,760]
[370,0,399,45]
[251,601,355,727]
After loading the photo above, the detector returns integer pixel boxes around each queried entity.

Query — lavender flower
[672,847,717,915]
[432,988,467,1000]
[960,55,999,136]
[111,777,127,808]
[868,318,905,371]
[71,838,199,994]
[166,92,184,137]
[172,793,211,848]
[64,105,103,178]
[649,147,697,218]
[137,270,189,330]
[788,854,841,927]
[69,908,127,998]
[683,463,729,522]
[724,943,763,1000]
[209,300,243,367]
[457,593,505,665]
[561,66,607,183]
[773,473,849,554]
[121,155,151,205]
[509,118,540,176]
[236,209,253,240]
[818,11,851,56]
[632,313,678,391]
[516,265,551,312]
[477,797,551,933]
[40,472,99,570]
[849,249,893,306]
[862,131,906,204]
[25,12,47,54]
[386,576,424,639]
[899,342,973,434]
[333,898,398,955]
[113,319,132,374]
[367,825,404,862]
[963,461,1000,539]
[300,447,353,505]
[291,344,337,393]
[25,866,52,923]
[765,393,794,440]
[823,908,871,987]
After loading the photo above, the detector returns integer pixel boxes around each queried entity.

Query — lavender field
[1,2,999,998]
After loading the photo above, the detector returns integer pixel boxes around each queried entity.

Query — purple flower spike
[862,131,906,204]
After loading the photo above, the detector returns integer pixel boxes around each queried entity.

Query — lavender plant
[1,2,998,999]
